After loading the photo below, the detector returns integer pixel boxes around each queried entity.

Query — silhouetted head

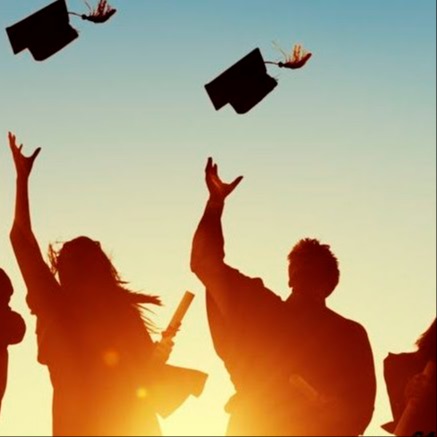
[288,238,340,301]
[49,236,119,292]
[417,319,436,362]
[48,236,160,311]
[0,268,13,307]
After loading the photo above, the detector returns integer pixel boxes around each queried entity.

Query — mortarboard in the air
[205,48,278,114]
[5,0,79,61]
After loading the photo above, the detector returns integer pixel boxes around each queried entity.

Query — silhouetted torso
[0,305,26,414]
[191,158,376,436]
[384,320,436,436]
[191,200,376,436]
[29,287,161,436]
[205,267,375,436]
[8,136,163,435]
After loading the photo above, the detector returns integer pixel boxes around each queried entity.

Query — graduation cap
[205,48,278,114]
[5,0,79,61]
[5,0,116,61]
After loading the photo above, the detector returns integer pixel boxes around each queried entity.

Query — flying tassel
[69,0,117,24]
[266,43,312,70]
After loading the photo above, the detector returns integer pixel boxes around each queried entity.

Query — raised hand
[205,157,243,203]
[8,132,41,179]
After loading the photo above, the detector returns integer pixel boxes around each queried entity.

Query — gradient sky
[0,1,435,435]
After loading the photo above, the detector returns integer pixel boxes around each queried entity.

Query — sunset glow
[0,1,435,436]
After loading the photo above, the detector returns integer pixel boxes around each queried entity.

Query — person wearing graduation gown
[383,319,436,436]
[191,158,376,436]
[7,132,204,436]
[0,269,26,416]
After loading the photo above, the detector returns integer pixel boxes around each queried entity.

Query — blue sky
[0,1,435,435]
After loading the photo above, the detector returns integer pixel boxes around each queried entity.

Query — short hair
[288,238,340,298]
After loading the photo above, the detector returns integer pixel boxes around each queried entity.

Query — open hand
[205,157,243,203]
[8,132,41,179]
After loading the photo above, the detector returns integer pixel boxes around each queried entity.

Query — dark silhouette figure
[191,158,376,436]
[7,132,192,436]
[0,269,26,415]
[383,319,436,436]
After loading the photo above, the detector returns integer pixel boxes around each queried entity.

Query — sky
[0,0,436,435]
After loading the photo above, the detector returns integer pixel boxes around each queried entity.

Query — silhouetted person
[0,268,26,416]
[384,319,436,436]
[7,132,179,436]
[191,158,376,436]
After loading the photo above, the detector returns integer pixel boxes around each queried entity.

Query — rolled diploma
[163,291,195,339]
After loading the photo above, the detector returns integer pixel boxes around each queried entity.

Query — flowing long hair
[416,319,436,362]
[48,236,161,332]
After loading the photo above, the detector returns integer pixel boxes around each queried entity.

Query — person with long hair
[0,268,26,416]
[384,319,436,436]
[7,132,176,436]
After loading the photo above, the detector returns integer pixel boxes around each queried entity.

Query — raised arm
[8,132,60,315]
[190,158,243,312]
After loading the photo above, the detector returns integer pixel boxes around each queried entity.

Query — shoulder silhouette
[191,158,376,436]
[7,132,204,436]
[383,319,436,436]
[0,269,26,415]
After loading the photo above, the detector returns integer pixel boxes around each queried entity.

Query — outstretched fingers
[31,147,42,162]
[206,157,219,178]
[205,157,213,173]
[204,157,243,198]
[228,175,244,193]
[7,132,42,159]
[8,132,24,154]
[8,131,17,150]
